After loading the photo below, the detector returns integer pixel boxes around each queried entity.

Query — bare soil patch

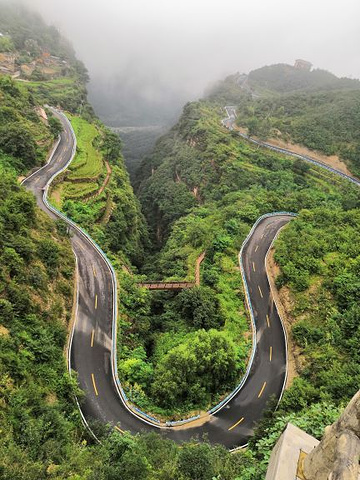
[50,185,63,207]
[0,325,9,336]
[267,136,351,176]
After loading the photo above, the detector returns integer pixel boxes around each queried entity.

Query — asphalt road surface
[23,109,292,449]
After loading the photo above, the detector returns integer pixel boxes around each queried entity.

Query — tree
[175,286,223,329]
[102,129,123,163]
[37,238,60,272]
[0,36,14,52]
[0,123,37,170]
[176,443,215,480]
[151,330,239,408]
[48,115,63,138]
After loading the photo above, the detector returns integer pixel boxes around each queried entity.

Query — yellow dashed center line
[270,346,273,362]
[258,285,263,298]
[266,314,270,328]
[255,245,259,252]
[95,294,98,309]
[93,265,97,277]
[115,425,125,434]
[91,373,99,396]
[258,381,267,398]
[252,262,256,272]
[91,329,95,348]
[228,417,244,431]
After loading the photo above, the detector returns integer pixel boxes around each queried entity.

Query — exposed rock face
[304,390,360,480]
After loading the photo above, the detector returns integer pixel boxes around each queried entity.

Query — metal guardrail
[20,110,304,432]
[38,112,161,427]
[222,105,360,451]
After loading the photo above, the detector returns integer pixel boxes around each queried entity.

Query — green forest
[1,3,360,479]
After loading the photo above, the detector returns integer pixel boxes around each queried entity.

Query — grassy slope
[50,115,106,208]
[68,116,104,179]
[48,112,146,266]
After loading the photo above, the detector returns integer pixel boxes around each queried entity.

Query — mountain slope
[208,64,360,176]
[136,87,360,475]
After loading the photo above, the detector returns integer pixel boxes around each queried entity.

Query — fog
[16,0,360,125]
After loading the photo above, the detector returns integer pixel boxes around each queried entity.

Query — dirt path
[195,251,206,286]
[97,161,112,196]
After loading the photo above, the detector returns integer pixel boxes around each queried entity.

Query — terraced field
[67,116,104,179]
[49,115,108,209]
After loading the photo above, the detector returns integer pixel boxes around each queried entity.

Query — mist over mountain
[88,74,187,127]
[17,0,360,128]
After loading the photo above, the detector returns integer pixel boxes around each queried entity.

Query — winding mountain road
[23,108,294,449]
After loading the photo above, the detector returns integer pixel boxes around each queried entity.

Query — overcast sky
[18,0,360,98]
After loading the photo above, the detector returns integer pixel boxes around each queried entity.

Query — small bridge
[137,252,206,291]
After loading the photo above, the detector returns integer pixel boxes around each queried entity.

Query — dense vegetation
[0,173,87,478]
[0,75,56,173]
[275,208,360,397]
[237,88,360,175]
[0,2,91,116]
[136,94,360,473]
[0,13,256,478]
[247,63,360,93]
[245,207,360,474]
[0,180,260,480]
[116,274,249,416]
[0,180,255,477]
[1,4,360,476]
